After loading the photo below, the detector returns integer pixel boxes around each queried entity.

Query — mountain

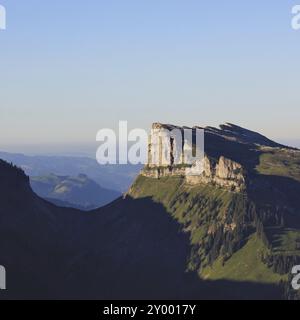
[0,151,142,192]
[0,123,300,300]
[30,174,120,210]
[129,122,300,299]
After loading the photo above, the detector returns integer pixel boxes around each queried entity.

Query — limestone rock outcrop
[185,156,245,192]
[142,123,246,192]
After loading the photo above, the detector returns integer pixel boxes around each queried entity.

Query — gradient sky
[0,0,300,153]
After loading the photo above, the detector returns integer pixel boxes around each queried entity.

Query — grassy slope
[265,227,300,255]
[126,146,300,291]
[129,175,284,284]
[129,175,242,244]
[202,234,285,283]
[256,148,300,256]
[256,148,300,182]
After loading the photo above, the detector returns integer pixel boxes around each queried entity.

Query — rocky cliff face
[185,156,245,192]
[147,123,188,168]
[142,123,246,192]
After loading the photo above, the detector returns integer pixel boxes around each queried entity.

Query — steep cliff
[142,123,246,192]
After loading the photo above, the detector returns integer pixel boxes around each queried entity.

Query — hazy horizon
[1,133,300,157]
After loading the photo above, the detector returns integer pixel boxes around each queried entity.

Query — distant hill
[0,151,142,192]
[30,173,120,210]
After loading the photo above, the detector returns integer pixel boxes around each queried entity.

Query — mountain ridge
[30,173,120,210]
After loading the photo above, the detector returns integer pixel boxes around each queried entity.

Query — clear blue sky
[0,0,299,152]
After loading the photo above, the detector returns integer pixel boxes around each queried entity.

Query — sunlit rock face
[147,123,185,168]
[147,123,204,168]
[142,123,246,192]
[186,156,246,192]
